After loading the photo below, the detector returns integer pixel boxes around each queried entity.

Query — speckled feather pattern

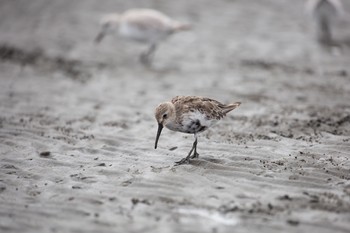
[171,96,236,122]
[154,96,240,163]
[156,96,241,134]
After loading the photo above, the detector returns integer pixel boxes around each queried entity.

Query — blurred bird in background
[95,8,191,65]
[306,0,343,45]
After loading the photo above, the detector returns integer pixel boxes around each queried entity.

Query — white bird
[305,0,344,44]
[95,8,191,64]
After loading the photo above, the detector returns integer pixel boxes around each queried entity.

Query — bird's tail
[172,22,192,32]
[222,102,241,114]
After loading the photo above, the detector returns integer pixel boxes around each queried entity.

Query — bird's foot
[174,156,191,166]
[190,152,199,159]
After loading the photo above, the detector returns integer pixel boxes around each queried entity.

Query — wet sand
[0,0,350,232]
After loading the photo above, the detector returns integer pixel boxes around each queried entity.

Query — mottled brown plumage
[154,96,241,165]
[171,96,238,121]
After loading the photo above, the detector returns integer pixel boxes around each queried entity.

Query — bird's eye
[163,113,168,118]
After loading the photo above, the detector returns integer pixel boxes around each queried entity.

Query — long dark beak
[154,123,163,149]
[94,31,105,44]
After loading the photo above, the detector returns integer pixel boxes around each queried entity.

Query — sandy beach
[1,0,350,232]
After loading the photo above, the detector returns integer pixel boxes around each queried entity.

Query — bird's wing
[172,96,226,120]
[124,9,172,32]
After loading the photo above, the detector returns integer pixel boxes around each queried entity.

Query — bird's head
[154,102,175,149]
[94,14,121,43]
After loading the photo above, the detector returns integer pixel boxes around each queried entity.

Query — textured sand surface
[0,0,350,232]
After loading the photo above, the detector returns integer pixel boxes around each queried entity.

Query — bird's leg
[140,43,157,65]
[190,135,199,159]
[175,137,198,165]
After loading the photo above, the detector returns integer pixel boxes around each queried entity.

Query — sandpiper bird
[154,96,241,165]
[94,8,191,64]
[306,0,343,44]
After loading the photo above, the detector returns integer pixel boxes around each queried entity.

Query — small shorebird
[305,0,343,44]
[95,8,191,64]
[154,96,241,165]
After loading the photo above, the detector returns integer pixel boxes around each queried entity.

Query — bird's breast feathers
[166,111,217,134]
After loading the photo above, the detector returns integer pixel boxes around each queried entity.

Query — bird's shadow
[182,157,228,168]
[143,61,182,74]
[335,36,350,48]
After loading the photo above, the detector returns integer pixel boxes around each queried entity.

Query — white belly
[166,111,218,134]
